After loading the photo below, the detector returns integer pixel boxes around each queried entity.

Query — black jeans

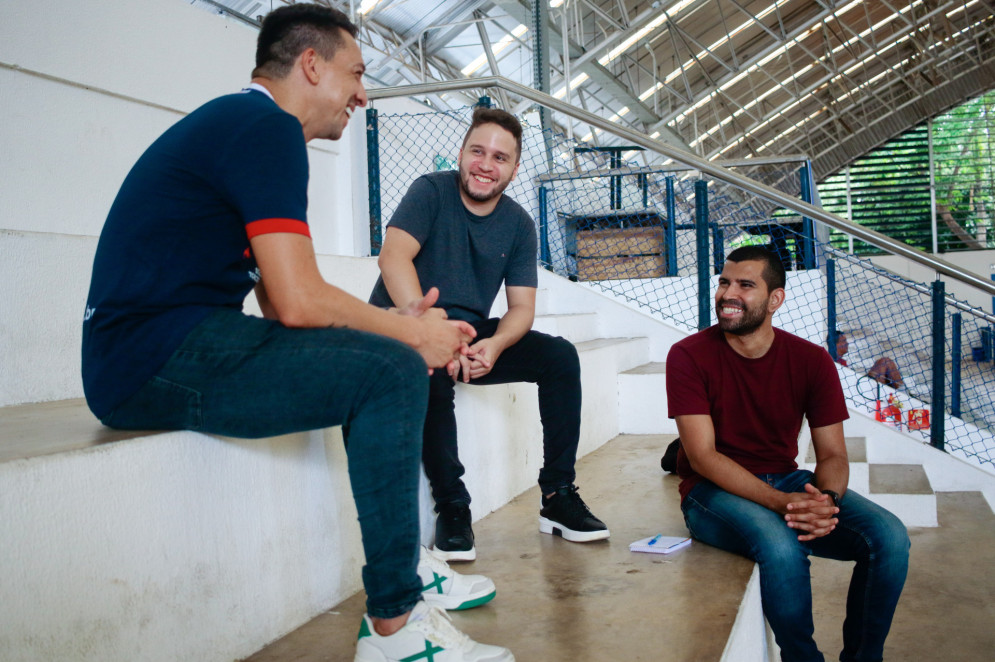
[423,318,582,506]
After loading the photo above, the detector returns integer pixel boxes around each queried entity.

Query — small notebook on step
[629,534,692,554]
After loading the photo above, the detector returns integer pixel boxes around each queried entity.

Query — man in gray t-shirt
[370,108,610,561]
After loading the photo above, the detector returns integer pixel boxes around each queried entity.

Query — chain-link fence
[367,101,995,470]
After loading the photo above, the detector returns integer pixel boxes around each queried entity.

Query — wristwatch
[820,489,842,508]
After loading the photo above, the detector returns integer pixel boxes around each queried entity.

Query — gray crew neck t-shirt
[369,170,538,322]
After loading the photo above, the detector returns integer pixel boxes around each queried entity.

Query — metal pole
[695,179,711,330]
[800,162,815,269]
[929,118,939,254]
[532,0,554,168]
[366,108,382,256]
[561,0,573,142]
[951,313,961,418]
[712,223,724,276]
[539,185,551,268]
[827,258,837,360]
[666,177,677,276]
[931,279,946,451]
[845,166,854,254]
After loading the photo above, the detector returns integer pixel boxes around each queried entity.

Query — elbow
[270,299,317,328]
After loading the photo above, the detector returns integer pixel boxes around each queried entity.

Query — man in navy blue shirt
[83,5,512,661]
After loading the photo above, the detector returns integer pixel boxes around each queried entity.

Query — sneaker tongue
[406,599,433,624]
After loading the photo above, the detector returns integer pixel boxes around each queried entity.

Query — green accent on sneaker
[422,571,449,595]
[448,589,497,611]
[357,618,371,640]
[400,639,445,661]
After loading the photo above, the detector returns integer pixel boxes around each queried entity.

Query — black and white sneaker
[538,485,610,542]
[432,501,476,562]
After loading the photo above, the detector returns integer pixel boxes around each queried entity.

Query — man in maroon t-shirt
[666,246,909,662]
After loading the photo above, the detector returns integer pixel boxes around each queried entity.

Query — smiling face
[715,259,779,336]
[457,122,520,214]
[310,31,367,141]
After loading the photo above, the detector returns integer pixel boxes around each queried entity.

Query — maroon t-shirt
[666,326,849,501]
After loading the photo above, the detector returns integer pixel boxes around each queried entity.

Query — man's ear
[300,48,321,84]
[768,287,786,313]
[510,160,521,181]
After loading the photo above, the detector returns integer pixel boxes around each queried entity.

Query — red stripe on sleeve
[245,218,311,239]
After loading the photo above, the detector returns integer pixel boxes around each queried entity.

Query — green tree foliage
[818,90,995,254]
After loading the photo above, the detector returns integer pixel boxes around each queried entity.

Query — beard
[716,297,769,335]
[458,165,512,203]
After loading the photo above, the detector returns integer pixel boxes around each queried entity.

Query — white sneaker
[419,546,496,610]
[354,600,514,662]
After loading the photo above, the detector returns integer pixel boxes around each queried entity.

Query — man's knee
[754,530,810,571]
[360,339,428,405]
[541,334,580,376]
[872,508,911,563]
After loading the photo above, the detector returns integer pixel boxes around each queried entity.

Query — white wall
[870,249,995,312]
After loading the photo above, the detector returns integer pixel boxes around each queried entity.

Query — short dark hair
[461,107,523,162]
[252,3,358,79]
[726,246,786,292]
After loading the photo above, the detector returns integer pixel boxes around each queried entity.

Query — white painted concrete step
[804,437,937,527]
[617,362,674,434]
[532,312,600,343]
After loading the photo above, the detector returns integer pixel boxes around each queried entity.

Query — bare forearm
[813,455,849,497]
[380,257,425,310]
[275,278,421,343]
[689,450,792,513]
[253,282,278,320]
[490,304,534,352]
[810,423,849,497]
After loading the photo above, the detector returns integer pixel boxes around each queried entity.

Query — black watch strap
[821,489,841,508]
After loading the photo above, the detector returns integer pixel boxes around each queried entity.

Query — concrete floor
[811,491,995,661]
[245,434,995,661]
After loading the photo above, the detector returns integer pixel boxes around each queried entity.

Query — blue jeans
[682,471,910,662]
[101,308,427,619]
[423,318,581,506]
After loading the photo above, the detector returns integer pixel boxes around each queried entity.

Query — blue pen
[646,534,663,546]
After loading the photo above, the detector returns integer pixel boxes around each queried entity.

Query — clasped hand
[782,483,839,542]
[396,287,475,374]
[447,337,498,383]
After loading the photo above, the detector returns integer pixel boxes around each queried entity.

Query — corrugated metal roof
[192,0,995,179]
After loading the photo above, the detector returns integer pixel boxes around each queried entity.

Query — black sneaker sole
[430,545,477,561]
[538,516,610,542]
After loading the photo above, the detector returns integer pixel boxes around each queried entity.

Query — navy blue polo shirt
[82,89,310,419]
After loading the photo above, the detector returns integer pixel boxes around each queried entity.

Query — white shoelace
[409,604,472,650]
[419,547,453,576]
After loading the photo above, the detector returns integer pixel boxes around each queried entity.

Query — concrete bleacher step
[804,436,937,528]
[617,362,674,435]
[0,326,655,662]
[573,336,649,372]
[866,463,937,527]
[531,311,600,343]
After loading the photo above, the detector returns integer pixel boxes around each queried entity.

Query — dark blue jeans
[423,318,581,507]
[682,471,910,662]
[101,308,427,619]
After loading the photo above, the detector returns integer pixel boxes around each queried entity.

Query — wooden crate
[576,228,666,280]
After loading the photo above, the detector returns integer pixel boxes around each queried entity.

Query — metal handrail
[367,75,995,297]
